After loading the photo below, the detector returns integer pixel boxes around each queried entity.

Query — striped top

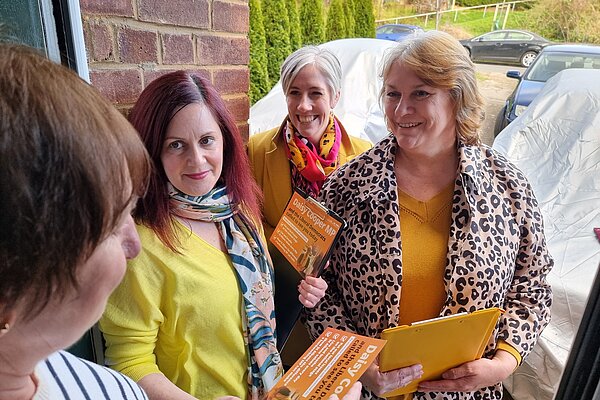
[34,351,148,400]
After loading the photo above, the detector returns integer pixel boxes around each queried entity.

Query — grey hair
[378,30,484,145]
[280,46,342,98]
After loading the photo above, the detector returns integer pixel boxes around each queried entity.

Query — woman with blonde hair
[305,31,553,399]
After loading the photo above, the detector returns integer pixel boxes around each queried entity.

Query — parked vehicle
[459,29,551,67]
[493,68,600,400]
[494,44,600,136]
[375,24,424,42]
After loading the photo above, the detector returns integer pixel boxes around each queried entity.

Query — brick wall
[80,0,250,137]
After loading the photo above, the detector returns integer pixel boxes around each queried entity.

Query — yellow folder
[379,307,503,397]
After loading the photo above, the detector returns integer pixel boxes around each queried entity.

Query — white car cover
[249,38,396,143]
[493,69,600,400]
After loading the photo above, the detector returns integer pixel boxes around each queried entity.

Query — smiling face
[285,64,340,146]
[383,61,457,155]
[161,103,224,197]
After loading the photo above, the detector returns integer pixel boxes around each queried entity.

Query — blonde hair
[379,30,485,144]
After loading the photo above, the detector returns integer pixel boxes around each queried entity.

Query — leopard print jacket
[303,134,553,400]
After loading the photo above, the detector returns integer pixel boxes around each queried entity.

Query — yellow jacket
[247,118,372,240]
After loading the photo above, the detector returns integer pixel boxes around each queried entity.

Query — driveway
[475,63,523,145]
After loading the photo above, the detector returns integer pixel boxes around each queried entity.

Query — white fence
[375,0,535,31]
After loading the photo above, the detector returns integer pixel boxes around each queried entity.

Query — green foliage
[326,0,347,42]
[249,0,270,104]
[376,2,415,21]
[354,0,375,38]
[455,0,497,7]
[287,0,303,50]
[528,0,600,44]
[300,0,325,45]
[262,0,292,86]
[343,0,356,37]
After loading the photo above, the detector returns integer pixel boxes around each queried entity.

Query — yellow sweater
[397,186,521,399]
[397,186,453,326]
[99,222,249,399]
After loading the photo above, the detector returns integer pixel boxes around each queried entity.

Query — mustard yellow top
[396,185,521,399]
[99,222,249,399]
[398,185,453,325]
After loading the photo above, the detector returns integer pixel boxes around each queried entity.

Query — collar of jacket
[350,135,487,205]
[457,141,487,196]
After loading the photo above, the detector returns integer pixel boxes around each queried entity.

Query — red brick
[162,33,194,65]
[80,0,133,16]
[118,27,158,64]
[213,67,249,95]
[139,0,209,29]
[224,96,250,121]
[197,35,249,66]
[143,69,211,87]
[87,21,114,61]
[89,69,142,104]
[238,123,249,142]
[213,1,249,33]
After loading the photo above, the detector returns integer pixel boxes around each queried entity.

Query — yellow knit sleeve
[496,340,523,366]
[99,227,165,382]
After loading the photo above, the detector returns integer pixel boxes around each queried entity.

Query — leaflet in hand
[270,189,345,277]
[267,327,386,399]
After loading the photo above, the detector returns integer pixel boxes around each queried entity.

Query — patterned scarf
[283,113,342,197]
[168,184,283,398]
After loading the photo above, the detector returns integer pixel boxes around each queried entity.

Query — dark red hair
[129,71,262,251]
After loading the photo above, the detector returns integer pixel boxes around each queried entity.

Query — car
[494,44,600,135]
[459,29,551,67]
[493,68,600,400]
[375,24,424,42]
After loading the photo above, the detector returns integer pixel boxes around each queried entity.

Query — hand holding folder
[378,308,503,397]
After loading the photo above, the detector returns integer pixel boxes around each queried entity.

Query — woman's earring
[0,322,9,334]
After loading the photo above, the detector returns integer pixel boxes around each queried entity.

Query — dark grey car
[459,29,551,67]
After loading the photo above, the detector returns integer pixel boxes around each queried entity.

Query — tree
[249,0,270,104]
[529,0,600,44]
[286,0,303,51]
[353,0,376,38]
[299,0,325,45]
[262,0,292,86]
[325,0,347,42]
[343,0,356,37]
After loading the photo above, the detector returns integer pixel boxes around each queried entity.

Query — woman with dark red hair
[99,72,327,400]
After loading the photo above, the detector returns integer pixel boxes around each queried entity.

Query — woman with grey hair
[248,45,371,239]
[247,45,372,366]
[305,30,553,399]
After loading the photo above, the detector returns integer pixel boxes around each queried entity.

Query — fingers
[344,382,362,399]
[298,276,328,308]
[394,363,424,388]
[303,275,328,290]
[418,356,515,393]
[361,363,423,397]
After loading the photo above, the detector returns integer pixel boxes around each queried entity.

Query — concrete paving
[475,64,521,146]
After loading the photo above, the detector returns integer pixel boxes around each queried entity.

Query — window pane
[0,1,46,51]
